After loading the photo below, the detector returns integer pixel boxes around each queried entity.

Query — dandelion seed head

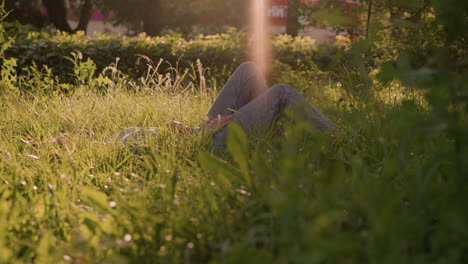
[124,234,132,242]
[26,153,39,160]
[48,184,53,189]
[165,235,173,241]
[109,201,117,208]
[160,246,166,251]
[187,242,194,249]
[156,184,167,189]
[20,180,27,186]
[33,185,38,190]
[63,255,72,262]
[196,233,203,239]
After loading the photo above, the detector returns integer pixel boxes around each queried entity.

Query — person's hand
[205,114,234,135]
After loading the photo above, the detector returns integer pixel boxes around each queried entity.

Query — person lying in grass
[111,62,336,149]
[48,62,335,149]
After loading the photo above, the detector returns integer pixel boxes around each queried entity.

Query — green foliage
[199,99,467,263]
[3,29,341,87]
[0,0,18,93]
[0,0,467,262]
[0,50,467,263]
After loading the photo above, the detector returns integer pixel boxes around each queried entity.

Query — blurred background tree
[5,0,248,36]
[4,0,45,29]
[6,0,93,33]
[98,0,163,36]
[286,0,301,36]
[42,0,92,33]
[99,0,248,36]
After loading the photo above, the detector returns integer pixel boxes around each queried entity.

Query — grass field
[1,59,466,263]
[2,0,467,261]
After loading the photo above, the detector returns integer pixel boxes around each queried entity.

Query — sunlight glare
[250,0,271,80]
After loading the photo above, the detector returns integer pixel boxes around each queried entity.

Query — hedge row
[4,30,340,82]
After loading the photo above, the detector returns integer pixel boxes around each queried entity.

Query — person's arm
[205,114,234,136]
[166,120,194,133]
[167,114,234,136]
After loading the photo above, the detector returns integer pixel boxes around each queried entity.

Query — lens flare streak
[251,0,270,78]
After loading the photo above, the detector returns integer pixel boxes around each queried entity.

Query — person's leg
[211,84,336,149]
[206,62,268,120]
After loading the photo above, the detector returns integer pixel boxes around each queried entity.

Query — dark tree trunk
[286,0,300,36]
[365,0,373,39]
[42,0,93,33]
[42,0,73,33]
[74,0,93,33]
[143,0,162,36]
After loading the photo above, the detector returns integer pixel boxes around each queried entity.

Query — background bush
[1,0,466,262]
[3,29,338,84]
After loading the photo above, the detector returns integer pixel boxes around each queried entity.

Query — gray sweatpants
[208,62,336,149]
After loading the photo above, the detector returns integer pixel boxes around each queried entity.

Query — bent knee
[237,62,261,76]
[270,84,291,95]
[238,62,256,70]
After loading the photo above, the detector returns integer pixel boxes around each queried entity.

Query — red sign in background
[269,0,288,26]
